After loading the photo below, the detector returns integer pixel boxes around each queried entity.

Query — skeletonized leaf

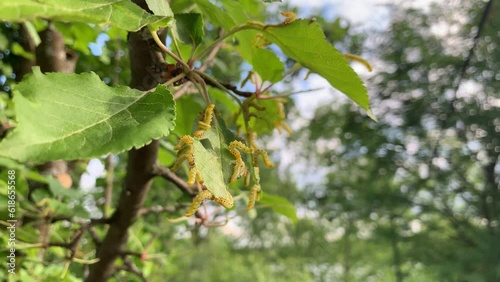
[0,67,176,163]
[192,128,234,200]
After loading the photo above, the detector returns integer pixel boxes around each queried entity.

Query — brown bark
[32,24,78,260]
[85,1,166,280]
[12,23,36,81]
[36,24,78,74]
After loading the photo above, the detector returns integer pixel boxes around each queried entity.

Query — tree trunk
[85,1,165,280]
[343,221,351,282]
[390,219,404,282]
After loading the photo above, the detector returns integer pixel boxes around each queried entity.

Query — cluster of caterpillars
[172,103,274,217]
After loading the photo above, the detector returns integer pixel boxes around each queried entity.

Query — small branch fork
[150,21,303,102]
[25,162,224,271]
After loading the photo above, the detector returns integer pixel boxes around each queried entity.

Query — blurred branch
[104,155,115,217]
[207,80,254,97]
[139,205,180,216]
[13,23,36,81]
[452,0,493,97]
[152,164,197,195]
[174,30,224,100]
[87,226,102,248]
[114,255,147,282]
[49,216,112,225]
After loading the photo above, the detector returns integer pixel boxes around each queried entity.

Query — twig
[257,87,326,100]
[452,0,493,98]
[49,216,112,225]
[138,205,179,216]
[198,40,224,72]
[87,226,102,248]
[152,164,197,195]
[215,81,254,97]
[149,28,190,71]
[114,256,147,282]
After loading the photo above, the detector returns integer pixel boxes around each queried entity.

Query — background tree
[290,0,499,281]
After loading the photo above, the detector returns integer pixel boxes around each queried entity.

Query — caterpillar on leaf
[194,103,215,138]
[214,194,234,209]
[280,11,297,25]
[185,190,214,217]
[187,168,203,185]
[228,141,253,182]
[252,149,274,168]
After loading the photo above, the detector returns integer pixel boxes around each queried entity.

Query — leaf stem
[188,73,210,104]
[169,28,184,62]
[257,87,326,100]
[149,28,190,71]
[164,73,186,87]
[194,70,243,107]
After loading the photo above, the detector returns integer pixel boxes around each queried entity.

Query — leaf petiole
[148,26,190,71]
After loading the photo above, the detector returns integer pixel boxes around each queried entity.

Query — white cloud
[285,0,444,28]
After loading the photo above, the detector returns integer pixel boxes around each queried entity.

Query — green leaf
[251,48,284,83]
[145,0,173,17]
[174,13,204,47]
[24,21,41,46]
[259,193,297,223]
[237,99,284,135]
[54,22,99,55]
[0,32,8,50]
[194,0,235,29]
[173,96,203,136]
[237,31,284,83]
[11,42,34,59]
[262,20,370,110]
[262,0,282,2]
[158,145,175,167]
[209,87,240,117]
[0,67,176,163]
[221,0,263,20]
[0,0,173,32]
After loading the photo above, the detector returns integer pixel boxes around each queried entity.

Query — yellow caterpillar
[214,194,234,209]
[247,184,261,210]
[252,149,274,168]
[187,168,203,185]
[171,153,195,171]
[185,190,214,217]
[194,103,215,138]
[228,141,253,182]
